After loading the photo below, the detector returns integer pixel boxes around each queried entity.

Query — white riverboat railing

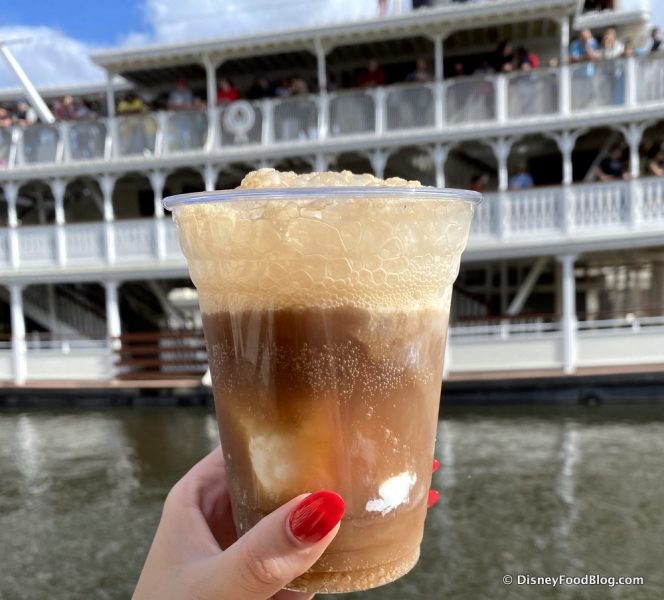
[450,315,562,339]
[450,313,664,340]
[2,311,664,382]
[3,54,664,170]
[2,178,663,274]
[503,186,563,234]
[506,67,559,119]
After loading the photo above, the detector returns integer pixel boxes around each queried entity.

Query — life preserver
[222,100,256,141]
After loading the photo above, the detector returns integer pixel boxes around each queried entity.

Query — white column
[56,121,70,163]
[150,171,167,261]
[202,164,217,192]
[154,111,168,156]
[369,149,388,178]
[105,72,116,118]
[314,39,328,92]
[622,124,644,228]
[261,99,275,144]
[558,254,577,374]
[99,174,116,264]
[4,182,20,269]
[100,174,115,222]
[318,90,330,141]
[492,137,512,192]
[314,153,328,172]
[554,131,576,234]
[51,179,67,266]
[107,114,119,159]
[559,17,571,116]
[496,74,508,124]
[9,284,27,385]
[314,40,330,141]
[203,54,219,151]
[559,17,570,67]
[150,170,166,216]
[104,281,121,356]
[554,131,575,186]
[432,144,448,188]
[623,123,643,179]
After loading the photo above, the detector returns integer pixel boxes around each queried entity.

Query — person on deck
[356,59,386,87]
[594,145,629,181]
[168,78,194,111]
[570,29,601,63]
[216,78,239,104]
[509,163,535,190]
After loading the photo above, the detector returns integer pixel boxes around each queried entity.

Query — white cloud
[142,0,375,44]
[651,3,663,28]
[0,26,106,90]
[117,30,153,48]
[0,1,375,92]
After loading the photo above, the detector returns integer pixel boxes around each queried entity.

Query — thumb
[204,490,344,599]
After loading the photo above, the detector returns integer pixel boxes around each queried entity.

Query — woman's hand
[133,447,344,600]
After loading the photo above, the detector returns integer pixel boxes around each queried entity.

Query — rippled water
[1,406,663,599]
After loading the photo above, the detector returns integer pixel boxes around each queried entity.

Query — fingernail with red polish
[289,490,345,544]
[432,458,440,473]
[427,489,440,508]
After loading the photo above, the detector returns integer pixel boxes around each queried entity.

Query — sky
[0,0,662,90]
[0,0,376,88]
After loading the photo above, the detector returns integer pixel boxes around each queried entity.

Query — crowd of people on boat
[0,25,662,131]
[2,24,664,178]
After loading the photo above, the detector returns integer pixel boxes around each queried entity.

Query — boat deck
[447,363,664,382]
[1,363,663,407]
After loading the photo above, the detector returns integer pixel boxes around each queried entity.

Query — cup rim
[163,186,482,210]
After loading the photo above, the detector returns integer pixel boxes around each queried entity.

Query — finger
[179,446,228,522]
[427,489,440,508]
[201,490,344,600]
[165,447,234,553]
[432,458,440,473]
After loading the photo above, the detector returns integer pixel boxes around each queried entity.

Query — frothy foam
[173,168,474,313]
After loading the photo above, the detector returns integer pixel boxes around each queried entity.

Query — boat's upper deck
[92,0,582,76]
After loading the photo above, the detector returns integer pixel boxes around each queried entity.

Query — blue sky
[0,0,375,88]
[3,0,149,46]
[0,0,662,89]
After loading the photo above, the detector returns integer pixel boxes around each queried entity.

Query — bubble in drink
[166,169,478,593]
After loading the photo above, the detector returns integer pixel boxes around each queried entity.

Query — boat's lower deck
[1,246,662,384]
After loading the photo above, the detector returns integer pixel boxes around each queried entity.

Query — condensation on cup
[165,169,479,593]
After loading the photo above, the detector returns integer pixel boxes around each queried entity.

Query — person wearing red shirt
[356,59,386,87]
[216,77,240,104]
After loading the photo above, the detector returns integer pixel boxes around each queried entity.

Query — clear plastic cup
[165,185,479,592]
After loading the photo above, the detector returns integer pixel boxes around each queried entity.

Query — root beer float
[165,169,478,593]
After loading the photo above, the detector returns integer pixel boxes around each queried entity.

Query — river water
[1,406,663,600]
